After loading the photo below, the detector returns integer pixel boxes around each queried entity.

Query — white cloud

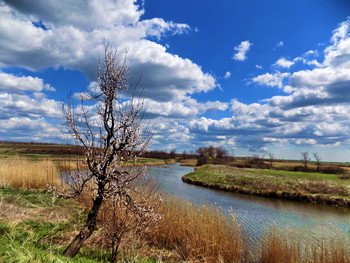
[0,71,54,93]
[0,92,61,119]
[295,139,317,145]
[187,18,350,154]
[224,71,231,79]
[142,98,228,119]
[323,19,350,68]
[252,71,290,89]
[0,1,217,102]
[0,117,66,142]
[255,65,263,69]
[274,57,294,69]
[4,0,144,31]
[232,40,252,61]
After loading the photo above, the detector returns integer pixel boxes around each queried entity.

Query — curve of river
[148,163,350,242]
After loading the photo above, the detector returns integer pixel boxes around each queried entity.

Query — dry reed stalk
[147,197,245,263]
[261,227,350,263]
[55,159,87,171]
[0,158,61,189]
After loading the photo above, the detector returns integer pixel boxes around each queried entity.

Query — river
[148,163,350,242]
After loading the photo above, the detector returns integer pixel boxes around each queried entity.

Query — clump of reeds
[261,226,350,263]
[0,159,61,189]
[146,196,246,262]
[55,158,87,171]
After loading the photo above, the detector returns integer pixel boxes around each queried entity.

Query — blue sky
[1,0,350,161]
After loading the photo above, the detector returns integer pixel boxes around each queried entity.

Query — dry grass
[0,159,62,189]
[55,158,88,171]
[261,227,350,263]
[179,159,198,167]
[147,196,246,263]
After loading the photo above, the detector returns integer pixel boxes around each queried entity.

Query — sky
[1,0,350,161]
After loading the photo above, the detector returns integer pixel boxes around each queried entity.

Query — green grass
[245,168,342,180]
[183,165,350,203]
[0,188,101,262]
[0,187,169,263]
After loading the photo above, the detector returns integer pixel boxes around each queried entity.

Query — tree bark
[63,193,104,257]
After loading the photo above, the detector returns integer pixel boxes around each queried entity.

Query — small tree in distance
[300,152,310,168]
[62,45,151,258]
[313,152,322,172]
[268,152,275,167]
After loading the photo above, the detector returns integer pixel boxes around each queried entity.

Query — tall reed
[0,158,61,189]
[147,196,246,262]
[261,227,350,263]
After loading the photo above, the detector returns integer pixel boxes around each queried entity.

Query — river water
[148,163,350,242]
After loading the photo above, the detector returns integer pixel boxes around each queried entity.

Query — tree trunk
[110,239,121,263]
[63,193,104,257]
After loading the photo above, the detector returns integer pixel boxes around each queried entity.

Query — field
[0,142,349,262]
[183,164,350,206]
[0,143,85,159]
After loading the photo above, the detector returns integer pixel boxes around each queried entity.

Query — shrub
[319,165,346,175]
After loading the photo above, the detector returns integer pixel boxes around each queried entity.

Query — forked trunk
[62,227,93,257]
[63,193,104,257]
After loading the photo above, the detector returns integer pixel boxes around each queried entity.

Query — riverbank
[182,164,350,207]
[1,187,349,263]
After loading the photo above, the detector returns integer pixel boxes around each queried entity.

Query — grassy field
[183,165,350,206]
[0,143,349,261]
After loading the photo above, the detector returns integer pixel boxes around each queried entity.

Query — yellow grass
[0,159,62,189]
[261,227,350,263]
[179,159,198,167]
[55,158,87,171]
[147,196,246,262]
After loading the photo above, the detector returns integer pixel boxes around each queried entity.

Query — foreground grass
[0,187,161,263]
[1,187,349,263]
[0,187,101,262]
[183,165,350,206]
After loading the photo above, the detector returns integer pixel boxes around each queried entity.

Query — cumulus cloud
[0,71,54,93]
[141,98,228,119]
[232,40,252,61]
[274,57,294,68]
[0,117,67,142]
[187,18,350,154]
[252,71,290,89]
[0,92,61,119]
[0,1,217,101]
[4,0,144,31]
[0,0,224,145]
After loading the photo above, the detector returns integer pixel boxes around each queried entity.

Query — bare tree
[62,45,151,258]
[313,152,322,172]
[300,152,310,168]
[98,181,161,262]
[268,152,275,167]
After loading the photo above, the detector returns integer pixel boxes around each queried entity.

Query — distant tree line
[142,150,197,160]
